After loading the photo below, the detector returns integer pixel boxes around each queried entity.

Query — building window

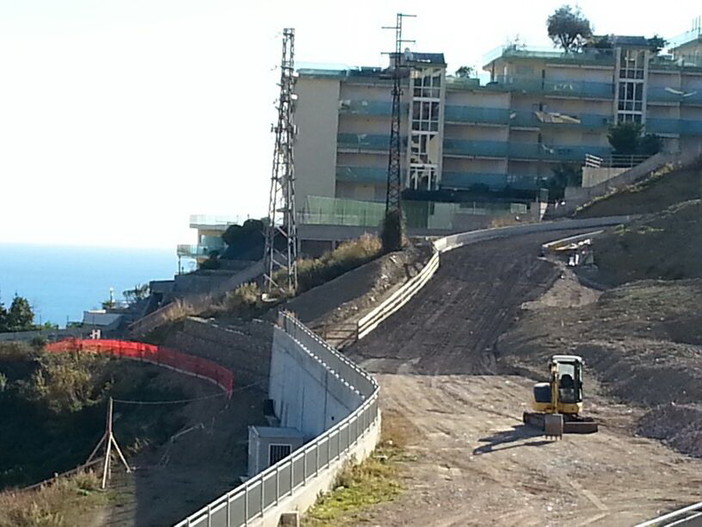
[269,444,292,465]
[619,49,645,79]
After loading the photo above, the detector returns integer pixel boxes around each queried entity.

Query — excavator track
[523,412,598,434]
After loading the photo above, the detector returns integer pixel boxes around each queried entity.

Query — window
[269,444,292,465]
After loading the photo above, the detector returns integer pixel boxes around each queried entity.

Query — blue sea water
[0,244,177,327]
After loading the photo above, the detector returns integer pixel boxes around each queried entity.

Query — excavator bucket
[544,414,564,439]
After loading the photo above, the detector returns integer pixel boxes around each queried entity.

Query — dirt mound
[498,275,702,457]
[576,158,702,218]
[638,404,702,458]
[592,200,702,285]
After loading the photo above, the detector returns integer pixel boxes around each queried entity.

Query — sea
[0,244,178,327]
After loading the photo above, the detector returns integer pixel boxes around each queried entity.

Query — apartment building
[294,30,702,210]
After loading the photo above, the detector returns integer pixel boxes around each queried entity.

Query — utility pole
[264,28,298,297]
[382,14,415,252]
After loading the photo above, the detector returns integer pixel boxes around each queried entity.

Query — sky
[1,1,700,249]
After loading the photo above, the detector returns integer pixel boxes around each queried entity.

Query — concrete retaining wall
[269,327,363,439]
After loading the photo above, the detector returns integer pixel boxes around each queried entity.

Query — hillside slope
[575,158,702,217]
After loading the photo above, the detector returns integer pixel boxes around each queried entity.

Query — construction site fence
[45,339,234,398]
[174,311,380,527]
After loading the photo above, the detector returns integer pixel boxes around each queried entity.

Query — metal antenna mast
[382,13,415,216]
[264,28,298,296]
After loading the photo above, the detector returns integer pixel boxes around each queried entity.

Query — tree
[608,121,642,155]
[455,66,475,78]
[0,295,35,332]
[607,122,662,157]
[547,5,593,53]
[647,35,667,55]
[380,209,404,253]
[123,283,150,305]
[545,163,583,200]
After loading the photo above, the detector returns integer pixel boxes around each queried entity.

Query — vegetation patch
[302,411,417,526]
[211,234,382,319]
[0,342,197,490]
[0,470,109,527]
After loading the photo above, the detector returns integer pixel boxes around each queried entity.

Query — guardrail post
[226,492,231,526]
[275,464,280,505]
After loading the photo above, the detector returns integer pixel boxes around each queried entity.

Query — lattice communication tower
[383,14,415,216]
[264,28,298,296]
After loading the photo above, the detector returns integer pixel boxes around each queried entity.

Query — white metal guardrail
[357,250,440,340]
[174,312,379,527]
[635,502,702,526]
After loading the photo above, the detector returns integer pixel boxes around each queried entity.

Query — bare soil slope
[591,199,702,285]
[344,231,702,526]
[576,158,702,218]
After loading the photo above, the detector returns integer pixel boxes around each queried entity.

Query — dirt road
[347,232,702,526]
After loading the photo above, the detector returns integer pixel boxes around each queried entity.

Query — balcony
[444,106,510,125]
[189,215,243,230]
[442,172,541,190]
[443,139,509,158]
[336,166,387,184]
[441,171,510,190]
[338,100,407,116]
[510,110,611,129]
[509,143,611,161]
[479,75,614,100]
[646,118,702,135]
[337,133,403,152]
[648,86,702,106]
[177,244,221,259]
[483,45,615,67]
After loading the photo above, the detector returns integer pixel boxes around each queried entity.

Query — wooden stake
[87,397,131,490]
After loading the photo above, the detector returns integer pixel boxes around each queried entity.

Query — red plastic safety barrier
[45,339,234,398]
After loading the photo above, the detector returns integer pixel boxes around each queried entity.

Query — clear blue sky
[1,0,699,248]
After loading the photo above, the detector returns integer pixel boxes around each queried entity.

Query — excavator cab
[523,354,598,437]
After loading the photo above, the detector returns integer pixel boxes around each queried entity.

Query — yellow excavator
[523,354,598,438]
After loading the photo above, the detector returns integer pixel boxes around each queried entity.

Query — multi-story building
[294,29,702,212]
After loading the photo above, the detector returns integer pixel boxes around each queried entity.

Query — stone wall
[167,317,273,387]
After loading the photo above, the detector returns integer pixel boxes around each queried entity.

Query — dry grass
[302,410,417,526]
[0,470,109,527]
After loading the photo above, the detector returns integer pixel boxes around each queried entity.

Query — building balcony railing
[646,118,702,135]
[338,100,407,116]
[482,75,615,99]
[336,166,387,184]
[337,133,400,152]
[189,214,243,229]
[483,45,615,67]
[177,244,222,258]
[508,143,611,161]
[441,171,539,190]
[444,106,511,125]
[647,86,702,105]
[443,139,509,158]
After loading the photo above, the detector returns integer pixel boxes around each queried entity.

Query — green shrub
[380,209,404,253]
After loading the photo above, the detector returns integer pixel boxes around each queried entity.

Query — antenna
[264,28,298,297]
[381,13,415,251]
